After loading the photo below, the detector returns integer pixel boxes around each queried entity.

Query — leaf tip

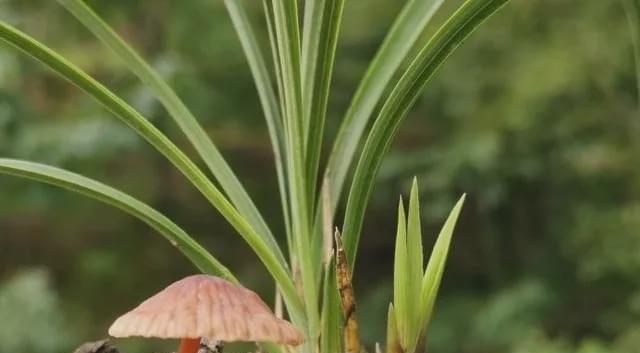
[454,193,467,211]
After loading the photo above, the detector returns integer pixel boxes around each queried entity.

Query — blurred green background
[1,0,639,352]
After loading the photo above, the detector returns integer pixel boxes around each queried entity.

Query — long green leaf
[407,179,424,292]
[271,0,320,339]
[301,0,345,210]
[0,159,235,282]
[393,199,408,347]
[301,0,346,289]
[56,0,288,269]
[405,179,424,352]
[322,0,446,216]
[301,0,324,138]
[263,0,294,256]
[0,21,303,320]
[270,0,304,153]
[342,0,510,267]
[222,0,292,264]
[417,195,465,346]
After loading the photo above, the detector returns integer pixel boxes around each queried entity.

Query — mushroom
[108,275,303,353]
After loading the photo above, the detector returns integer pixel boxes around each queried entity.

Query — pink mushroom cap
[108,275,303,345]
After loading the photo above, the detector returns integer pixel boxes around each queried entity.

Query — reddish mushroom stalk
[177,338,200,353]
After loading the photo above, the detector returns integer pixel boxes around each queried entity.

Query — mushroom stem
[178,338,201,353]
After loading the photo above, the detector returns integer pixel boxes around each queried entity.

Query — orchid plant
[0,0,510,352]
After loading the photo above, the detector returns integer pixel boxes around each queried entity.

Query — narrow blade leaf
[222,0,292,265]
[271,0,320,337]
[341,0,511,267]
[301,0,346,210]
[56,0,287,269]
[393,199,408,347]
[0,159,235,281]
[263,0,294,255]
[418,195,466,338]
[407,178,424,289]
[323,0,446,217]
[0,21,303,320]
[405,178,424,352]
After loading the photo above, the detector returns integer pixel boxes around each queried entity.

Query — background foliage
[1,0,639,352]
